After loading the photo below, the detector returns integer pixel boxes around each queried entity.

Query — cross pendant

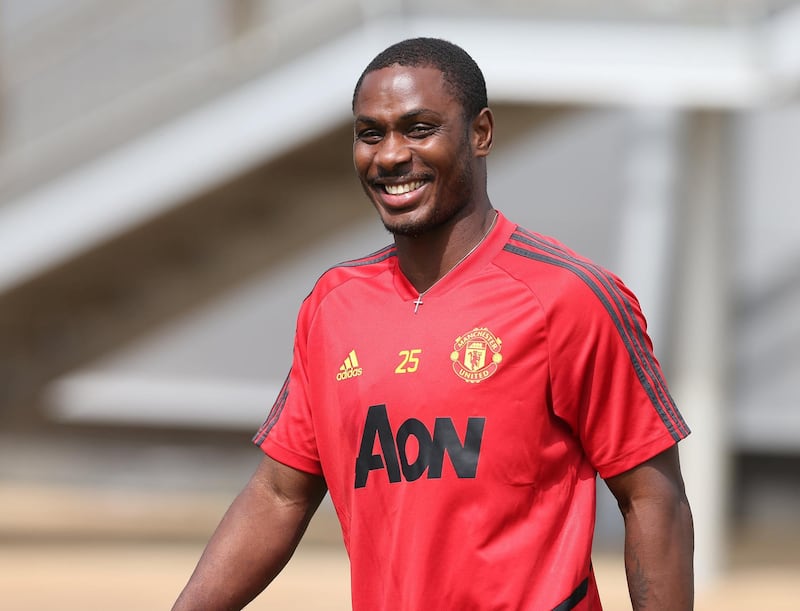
[413,295,424,314]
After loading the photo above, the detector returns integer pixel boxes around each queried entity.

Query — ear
[472,108,494,158]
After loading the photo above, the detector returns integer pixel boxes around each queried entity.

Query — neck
[396,205,497,293]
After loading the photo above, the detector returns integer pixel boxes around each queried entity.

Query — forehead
[354,65,459,119]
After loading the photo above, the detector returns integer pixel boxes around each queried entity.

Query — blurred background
[1,1,799,609]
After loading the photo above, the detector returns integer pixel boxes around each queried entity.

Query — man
[173,38,693,610]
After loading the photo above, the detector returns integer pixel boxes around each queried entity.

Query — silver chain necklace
[412,211,498,314]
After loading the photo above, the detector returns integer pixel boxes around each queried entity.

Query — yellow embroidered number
[395,349,422,374]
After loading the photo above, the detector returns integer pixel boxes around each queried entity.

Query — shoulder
[293,244,396,335]
[494,224,649,345]
[304,243,397,306]
[496,225,627,312]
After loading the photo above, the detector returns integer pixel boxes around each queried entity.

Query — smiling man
[173,38,694,610]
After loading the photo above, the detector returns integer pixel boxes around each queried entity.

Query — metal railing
[1,0,797,209]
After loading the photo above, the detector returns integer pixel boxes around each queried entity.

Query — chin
[385,200,473,239]
[383,222,424,238]
[378,208,439,238]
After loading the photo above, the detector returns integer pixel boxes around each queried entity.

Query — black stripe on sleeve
[505,230,688,440]
[252,370,292,445]
[336,245,396,268]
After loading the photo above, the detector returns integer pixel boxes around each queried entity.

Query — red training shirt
[254,211,689,610]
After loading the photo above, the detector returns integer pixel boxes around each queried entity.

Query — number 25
[395,349,422,374]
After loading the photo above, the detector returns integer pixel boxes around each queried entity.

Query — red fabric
[255,212,688,610]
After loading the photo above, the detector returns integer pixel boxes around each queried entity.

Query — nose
[374,131,411,171]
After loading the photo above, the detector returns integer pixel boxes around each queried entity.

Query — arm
[172,454,328,611]
[604,445,694,610]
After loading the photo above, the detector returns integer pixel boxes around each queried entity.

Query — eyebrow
[354,108,440,125]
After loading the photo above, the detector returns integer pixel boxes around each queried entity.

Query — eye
[355,128,382,144]
[408,123,437,138]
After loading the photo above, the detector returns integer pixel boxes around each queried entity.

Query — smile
[383,180,425,195]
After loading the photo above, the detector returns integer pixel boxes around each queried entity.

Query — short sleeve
[253,296,323,476]
[548,269,689,479]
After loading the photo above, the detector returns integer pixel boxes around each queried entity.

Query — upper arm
[250,454,328,513]
[603,443,694,609]
[604,445,688,513]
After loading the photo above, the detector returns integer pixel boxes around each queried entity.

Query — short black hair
[352,37,488,120]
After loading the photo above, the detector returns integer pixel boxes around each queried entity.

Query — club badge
[450,327,502,383]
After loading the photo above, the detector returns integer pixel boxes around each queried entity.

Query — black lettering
[354,404,400,488]
[355,406,486,488]
[396,418,433,482]
[428,417,485,479]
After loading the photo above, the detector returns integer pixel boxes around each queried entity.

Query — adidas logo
[336,349,364,381]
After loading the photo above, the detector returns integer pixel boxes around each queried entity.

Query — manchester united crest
[450,327,502,383]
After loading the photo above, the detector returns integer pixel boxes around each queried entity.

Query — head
[352,38,493,238]
[352,38,488,124]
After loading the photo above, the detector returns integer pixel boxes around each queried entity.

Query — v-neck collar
[392,211,513,306]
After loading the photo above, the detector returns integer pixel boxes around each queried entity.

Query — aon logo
[354,404,485,489]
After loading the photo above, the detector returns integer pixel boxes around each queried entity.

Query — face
[353,65,487,237]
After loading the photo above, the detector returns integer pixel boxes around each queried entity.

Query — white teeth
[384,181,424,195]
